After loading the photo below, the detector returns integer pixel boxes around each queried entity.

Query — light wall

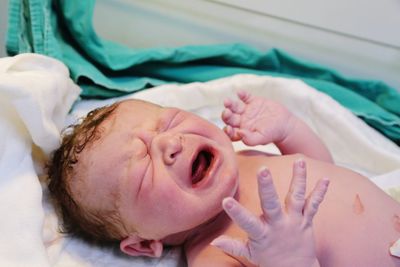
[93,0,400,91]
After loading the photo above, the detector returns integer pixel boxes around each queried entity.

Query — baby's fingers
[238,129,266,146]
[223,125,242,141]
[224,98,246,114]
[304,178,330,224]
[237,90,253,104]
[211,235,251,260]
[257,167,283,222]
[222,108,241,127]
[222,197,265,240]
[285,159,307,216]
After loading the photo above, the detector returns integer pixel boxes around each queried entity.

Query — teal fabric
[6,0,400,144]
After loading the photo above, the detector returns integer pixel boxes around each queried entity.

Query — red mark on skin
[353,194,364,215]
[392,215,400,233]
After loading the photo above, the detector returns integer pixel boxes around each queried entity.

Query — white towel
[0,53,80,267]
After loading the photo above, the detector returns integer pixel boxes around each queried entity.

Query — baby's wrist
[294,257,321,267]
[310,259,321,267]
[275,114,298,145]
[259,258,320,267]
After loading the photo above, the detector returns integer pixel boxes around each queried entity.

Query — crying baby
[47,91,400,267]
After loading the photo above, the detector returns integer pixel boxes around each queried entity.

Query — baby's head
[48,99,239,257]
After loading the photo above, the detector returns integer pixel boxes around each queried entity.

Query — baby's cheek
[156,187,185,211]
[160,188,197,214]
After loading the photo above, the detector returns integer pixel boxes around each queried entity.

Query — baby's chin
[161,164,239,246]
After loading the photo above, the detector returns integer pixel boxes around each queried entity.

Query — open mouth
[191,149,214,186]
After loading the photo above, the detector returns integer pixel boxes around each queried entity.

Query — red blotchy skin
[353,194,365,215]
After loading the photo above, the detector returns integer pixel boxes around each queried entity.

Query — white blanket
[0,54,80,267]
[1,53,399,267]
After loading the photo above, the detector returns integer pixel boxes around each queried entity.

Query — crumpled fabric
[6,0,400,144]
[0,53,80,267]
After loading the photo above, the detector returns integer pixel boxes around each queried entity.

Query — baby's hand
[222,91,294,146]
[211,160,329,267]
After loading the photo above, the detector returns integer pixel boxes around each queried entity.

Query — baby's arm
[211,160,329,267]
[222,91,333,162]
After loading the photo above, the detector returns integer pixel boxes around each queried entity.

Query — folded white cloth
[0,53,80,267]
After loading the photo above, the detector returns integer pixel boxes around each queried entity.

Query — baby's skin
[186,153,400,267]
[184,92,400,267]
[211,158,327,267]
[69,91,400,266]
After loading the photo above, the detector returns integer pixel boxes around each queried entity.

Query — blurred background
[0,0,7,57]
[1,0,399,90]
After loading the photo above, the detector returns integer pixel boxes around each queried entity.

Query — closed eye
[157,109,181,132]
[132,138,148,159]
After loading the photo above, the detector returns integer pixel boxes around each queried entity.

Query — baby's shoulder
[235,150,306,166]
[235,152,323,181]
[236,149,276,157]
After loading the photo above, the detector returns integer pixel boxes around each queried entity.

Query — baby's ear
[120,234,163,258]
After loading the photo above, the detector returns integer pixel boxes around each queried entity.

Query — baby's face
[76,99,238,241]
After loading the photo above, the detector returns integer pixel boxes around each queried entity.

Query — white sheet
[1,54,399,267]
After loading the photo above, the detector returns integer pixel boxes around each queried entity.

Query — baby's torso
[186,152,400,267]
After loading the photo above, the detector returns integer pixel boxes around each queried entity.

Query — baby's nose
[158,134,183,165]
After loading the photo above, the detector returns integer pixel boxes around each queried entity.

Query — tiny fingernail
[258,167,269,179]
[210,239,220,247]
[297,159,305,168]
[322,177,330,186]
[223,198,234,210]
[210,236,225,247]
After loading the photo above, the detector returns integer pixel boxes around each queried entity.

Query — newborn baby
[48,91,400,267]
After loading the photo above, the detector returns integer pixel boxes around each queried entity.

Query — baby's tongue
[192,152,207,184]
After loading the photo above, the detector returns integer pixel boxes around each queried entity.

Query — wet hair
[47,101,125,244]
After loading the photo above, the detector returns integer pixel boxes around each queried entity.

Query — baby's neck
[162,190,241,246]
[161,210,231,246]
